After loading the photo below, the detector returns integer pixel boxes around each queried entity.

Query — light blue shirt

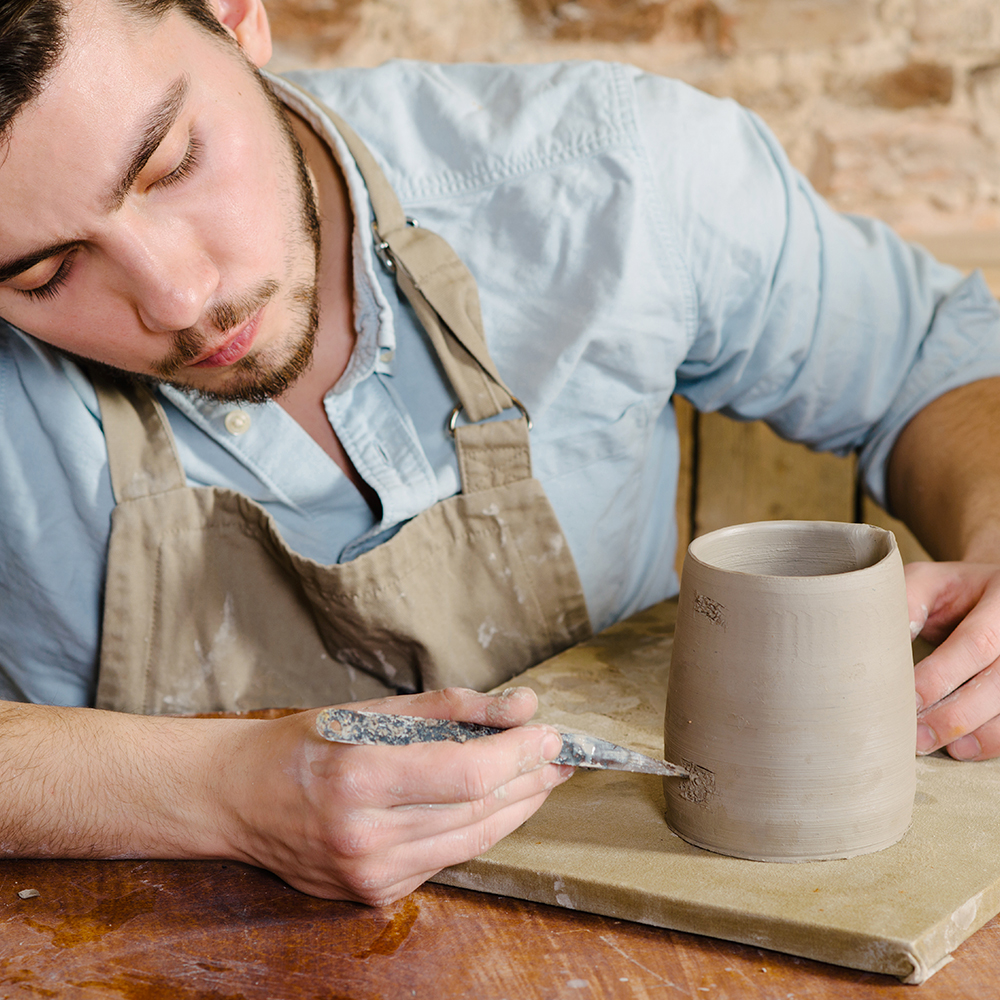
[3,61,1000,707]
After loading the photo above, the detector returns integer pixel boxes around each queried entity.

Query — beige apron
[92,111,592,716]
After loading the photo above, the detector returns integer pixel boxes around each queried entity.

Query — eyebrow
[104,73,190,213]
[0,74,190,285]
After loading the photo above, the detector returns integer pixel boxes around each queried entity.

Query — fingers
[292,758,572,904]
[352,685,541,729]
[907,563,1000,710]
[944,712,1000,762]
[317,722,566,807]
[307,683,563,805]
[905,562,1000,759]
[904,561,932,640]
[905,561,990,646]
[325,759,569,862]
[333,785,559,906]
[258,694,574,903]
[918,661,1000,758]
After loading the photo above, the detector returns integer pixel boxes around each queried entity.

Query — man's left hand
[906,560,1000,760]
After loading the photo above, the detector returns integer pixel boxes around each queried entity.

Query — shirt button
[379,347,394,364]
[224,410,252,436]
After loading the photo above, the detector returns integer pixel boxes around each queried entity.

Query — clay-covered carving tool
[315,707,690,778]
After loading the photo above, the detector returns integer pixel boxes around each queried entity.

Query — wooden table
[1,857,997,997]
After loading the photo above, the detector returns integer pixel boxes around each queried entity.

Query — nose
[112,216,219,333]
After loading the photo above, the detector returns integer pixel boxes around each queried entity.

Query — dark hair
[0,0,229,148]
[0,1,67,147]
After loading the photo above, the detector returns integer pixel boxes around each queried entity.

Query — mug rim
[686,519,899,582]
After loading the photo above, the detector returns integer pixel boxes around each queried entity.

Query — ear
[210,0,273,67]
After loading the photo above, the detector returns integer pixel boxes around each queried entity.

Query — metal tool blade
[315,708,689,779]
[553,729,690,778]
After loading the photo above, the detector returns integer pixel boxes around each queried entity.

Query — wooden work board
[431,599,1000,985]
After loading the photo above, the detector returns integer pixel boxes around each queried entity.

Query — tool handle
[316,708,502,746]
[314,708,689,778]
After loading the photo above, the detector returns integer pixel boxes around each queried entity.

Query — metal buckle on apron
[372,217,419,275]
[447,397,533,436]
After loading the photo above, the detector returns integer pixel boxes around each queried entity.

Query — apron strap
[90,372,187,502]
[319,107,533,494]
[325,109,515,424]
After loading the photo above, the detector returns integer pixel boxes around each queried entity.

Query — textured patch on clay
[693,592,726,628]
[679,761,715,803]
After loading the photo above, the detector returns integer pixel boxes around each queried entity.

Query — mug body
[664,520,916,862]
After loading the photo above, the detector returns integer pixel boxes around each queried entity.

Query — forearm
[0,701,251,860]
[889,377,1000,760]
[0,689,570,902]
[887,376,1000,563]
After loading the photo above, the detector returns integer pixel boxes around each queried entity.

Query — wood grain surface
[0,858,997,998]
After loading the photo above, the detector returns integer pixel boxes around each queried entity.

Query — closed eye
[10,137,200,303]
[17,252,77,302]
[154,134,202,191]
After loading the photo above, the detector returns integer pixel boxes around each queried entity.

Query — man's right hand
[216,686,571,903]
[0,687,572,906]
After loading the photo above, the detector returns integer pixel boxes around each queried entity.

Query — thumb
[349,685,540,729]
[903,561,938,639]
[904,561,995,644]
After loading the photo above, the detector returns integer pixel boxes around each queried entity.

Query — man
[1,0,999,904]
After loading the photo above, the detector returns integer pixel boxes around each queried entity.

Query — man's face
[0,0,321,403]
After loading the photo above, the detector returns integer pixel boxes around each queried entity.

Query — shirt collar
[265,72,399,394]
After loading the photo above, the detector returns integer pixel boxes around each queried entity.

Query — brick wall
[265,0,1000,237]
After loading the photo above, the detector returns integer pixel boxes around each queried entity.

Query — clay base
[667,822,912,863]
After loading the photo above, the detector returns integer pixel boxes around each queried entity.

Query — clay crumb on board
[17,889,40,899]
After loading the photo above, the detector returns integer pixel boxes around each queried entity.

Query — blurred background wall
[264,0,1000,240]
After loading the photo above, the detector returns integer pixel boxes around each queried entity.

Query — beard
[149,273,319,406]
[70,68,324,407]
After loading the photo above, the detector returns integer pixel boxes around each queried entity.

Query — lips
[190,308,263,369]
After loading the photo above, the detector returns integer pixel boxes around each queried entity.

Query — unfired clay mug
[664,520,916,862]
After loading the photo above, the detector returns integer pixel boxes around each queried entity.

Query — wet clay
[664,520,916,862]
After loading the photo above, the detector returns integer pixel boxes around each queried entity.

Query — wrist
[129,715,272,863]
